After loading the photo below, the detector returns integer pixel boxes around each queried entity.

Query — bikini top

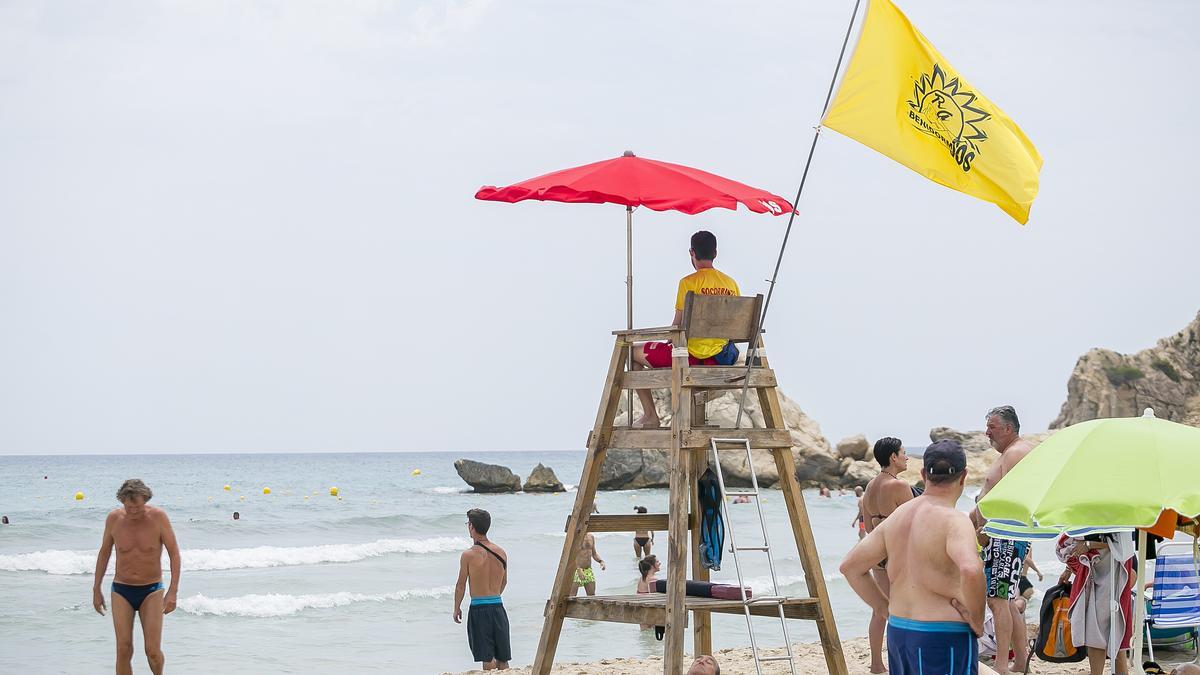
[475,541,507,569]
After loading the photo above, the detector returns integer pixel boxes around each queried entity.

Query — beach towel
[697,467,724,571]
[652,580,751,599]
[1058,534,1136,659]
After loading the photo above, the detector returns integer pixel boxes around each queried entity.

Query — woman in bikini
[632,506,653,558]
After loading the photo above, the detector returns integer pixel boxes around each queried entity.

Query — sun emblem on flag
[906,64,990,172]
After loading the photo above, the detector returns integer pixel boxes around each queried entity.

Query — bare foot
[634,415,662,429]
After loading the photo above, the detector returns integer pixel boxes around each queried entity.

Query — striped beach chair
[1144,541,1200,664]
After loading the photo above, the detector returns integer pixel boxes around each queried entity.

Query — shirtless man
[842,440,997,675]
[573,532,606,596]
[972,405,1037,674]
[453,508,510,670]
[859,436,915,673]
[92,479,180,675]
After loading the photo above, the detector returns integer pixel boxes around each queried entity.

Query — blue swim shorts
[887,616,978,675]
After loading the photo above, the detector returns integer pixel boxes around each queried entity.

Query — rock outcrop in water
[522,463,565,493]
[1052,310,1200,428]
[454,459,521,493]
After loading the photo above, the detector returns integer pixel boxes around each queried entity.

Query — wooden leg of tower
[755,363,849,675]
[532,339,628,675]
[663,331,691,674]
[690,446,711,656]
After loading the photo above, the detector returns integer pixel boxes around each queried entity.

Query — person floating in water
[632,506,653,558]
[454,508,510,671]
[842,440,996,675]
[92,479,181,675]
[628,230,740,429]
[232,511,240,521]
[1,515,8,525]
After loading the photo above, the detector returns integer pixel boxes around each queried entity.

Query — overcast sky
[2,0,1197,455]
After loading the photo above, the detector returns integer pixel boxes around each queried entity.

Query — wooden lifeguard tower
[532,293,848,674]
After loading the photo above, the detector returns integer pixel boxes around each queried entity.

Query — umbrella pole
[626,205,634,427]
[733,0,863,430]
[1132,529,1148,675]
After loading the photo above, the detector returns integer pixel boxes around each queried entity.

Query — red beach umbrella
[475,151,793,329]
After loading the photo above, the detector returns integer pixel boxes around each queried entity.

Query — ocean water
[0,451,1063,673]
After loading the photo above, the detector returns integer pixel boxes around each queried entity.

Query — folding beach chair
[1144,540,1200,664]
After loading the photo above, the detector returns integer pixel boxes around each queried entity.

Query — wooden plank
[560,596,673,627]
[664,327,689,675]
[532,338,627,675]
[680,293,764,341]
[561,594,820,623]
[609,427,792,451]
[620,367,777,390]
[682,428,792,449]
[566,513,691,533]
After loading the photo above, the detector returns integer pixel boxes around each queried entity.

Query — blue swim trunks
[887,616,978,675]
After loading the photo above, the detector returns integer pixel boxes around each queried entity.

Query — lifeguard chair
[532,292,848,674]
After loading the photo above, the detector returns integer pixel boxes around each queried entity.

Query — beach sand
[449,635,1195,674]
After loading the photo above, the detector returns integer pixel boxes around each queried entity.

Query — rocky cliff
[1052,311,1200,428]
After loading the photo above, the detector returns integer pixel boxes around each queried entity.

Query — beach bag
[1034,582,1086,663]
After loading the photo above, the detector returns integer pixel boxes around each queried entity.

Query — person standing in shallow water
[632,506,653,558]
[92,479,181,675]
[454,508,510,671]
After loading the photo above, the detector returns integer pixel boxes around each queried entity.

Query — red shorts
[642,341,720,368]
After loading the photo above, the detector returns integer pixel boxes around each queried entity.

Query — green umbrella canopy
[978,409,1200,530]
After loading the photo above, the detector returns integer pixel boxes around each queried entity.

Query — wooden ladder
[531,293,849,675]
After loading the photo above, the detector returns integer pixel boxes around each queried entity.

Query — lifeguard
[630,230,740,429]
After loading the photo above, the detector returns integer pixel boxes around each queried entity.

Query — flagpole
[734,0,864,430]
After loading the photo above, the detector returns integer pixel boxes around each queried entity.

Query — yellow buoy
[329,486,339,496]
[411,469,421,476]
[262,487,271,495]
[239,496,245,501]
[304,495,310,500]
[223,485,231,491]
[74,491,85,501]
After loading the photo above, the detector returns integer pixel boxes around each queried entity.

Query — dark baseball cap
[923,439,967,477]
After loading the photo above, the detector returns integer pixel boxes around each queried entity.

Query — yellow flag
[822,0,1042,223]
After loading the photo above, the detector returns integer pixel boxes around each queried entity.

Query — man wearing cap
[972,405,1037,673]
[841,440,997,675]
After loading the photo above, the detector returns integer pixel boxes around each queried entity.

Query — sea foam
[177,586,454,618]
[0,537,463,575]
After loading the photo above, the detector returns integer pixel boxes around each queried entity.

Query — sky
[2,0,1197,455]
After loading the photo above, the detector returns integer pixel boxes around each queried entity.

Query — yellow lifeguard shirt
[675,268,740,359]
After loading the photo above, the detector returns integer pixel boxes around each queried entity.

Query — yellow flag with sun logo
[822,0,1042,224]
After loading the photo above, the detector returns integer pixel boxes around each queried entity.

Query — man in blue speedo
[841,440,997,675]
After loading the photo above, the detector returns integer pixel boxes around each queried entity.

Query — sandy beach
[450,635,1197,674]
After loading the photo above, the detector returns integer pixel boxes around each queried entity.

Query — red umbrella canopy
[475,152,793,216]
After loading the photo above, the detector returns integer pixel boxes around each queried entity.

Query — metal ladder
[708,437,798,675]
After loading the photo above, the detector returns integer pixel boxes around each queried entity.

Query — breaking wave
[0,537,463,575]
[178,586,454,618]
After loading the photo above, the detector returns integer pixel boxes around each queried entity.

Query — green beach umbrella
[979,408,1200,532]
[978,408,1200,675]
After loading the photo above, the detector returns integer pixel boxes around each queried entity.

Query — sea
[0,451,1066,674]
